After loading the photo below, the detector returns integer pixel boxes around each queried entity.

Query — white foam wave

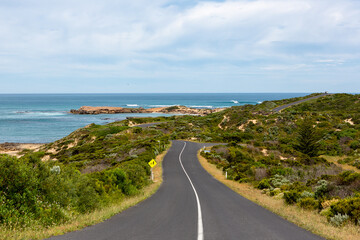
[231,100,239,104]
[16,111,67,116]
[148,105,177,107]
[126,104,139,107]
[257,101,262,104]
[190,105,213,108]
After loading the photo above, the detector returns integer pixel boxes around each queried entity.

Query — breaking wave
[15,111,67,116]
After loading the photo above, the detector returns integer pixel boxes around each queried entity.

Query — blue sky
[0,0,360,93]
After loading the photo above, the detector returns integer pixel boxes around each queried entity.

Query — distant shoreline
[70,105,226,116]
[0,93,310,144]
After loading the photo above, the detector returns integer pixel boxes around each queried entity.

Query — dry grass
[0,145,169,240]
[322,155,360,173]
[198,152,360,240]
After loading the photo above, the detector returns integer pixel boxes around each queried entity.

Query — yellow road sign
[148,159,157,168]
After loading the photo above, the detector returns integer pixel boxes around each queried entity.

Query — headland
[70,105,225,116]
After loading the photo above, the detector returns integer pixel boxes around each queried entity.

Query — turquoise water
[0,93,308,143]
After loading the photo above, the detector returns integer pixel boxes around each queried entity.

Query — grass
[0,145,169,240]
[197,151,360,240]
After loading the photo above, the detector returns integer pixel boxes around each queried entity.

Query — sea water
[0,93,308,143]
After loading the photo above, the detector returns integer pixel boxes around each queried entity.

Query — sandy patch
[0,143,44,157]
[46,147,58,154]
[345,118,354,125]
[261,148,269,156]
[218,115,229,130]
[238,119,258,131]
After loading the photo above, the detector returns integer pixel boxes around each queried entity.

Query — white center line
[178,142,204,240]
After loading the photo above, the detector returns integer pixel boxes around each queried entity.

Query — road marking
[179,142,204,240]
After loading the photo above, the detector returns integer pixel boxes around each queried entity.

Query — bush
[269,174,290,188]
[283,190,301,204]
[330,197,360,224]
[339,171,360,185]
[329,213,349,227]
[0,154,102,227]
[297,197,319,210]
[257,179,271,189]
[314,180,329,199]
[300,191,315,199]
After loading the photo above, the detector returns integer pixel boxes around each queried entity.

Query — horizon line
[0,92,350,95]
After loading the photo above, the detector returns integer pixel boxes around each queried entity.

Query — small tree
[295,117,321,157]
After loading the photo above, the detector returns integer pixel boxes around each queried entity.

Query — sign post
[148,159,157,181]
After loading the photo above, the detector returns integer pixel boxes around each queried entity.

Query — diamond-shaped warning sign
[148,159,157,168]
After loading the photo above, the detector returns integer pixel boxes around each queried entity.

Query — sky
[0,0,360,93]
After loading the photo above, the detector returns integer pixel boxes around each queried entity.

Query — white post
[151,168,154,181]
[225,171,227,179]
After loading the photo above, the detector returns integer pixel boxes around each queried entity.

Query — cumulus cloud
[0,0,360,92]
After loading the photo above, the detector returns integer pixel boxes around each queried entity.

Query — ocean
[0,93,309,143]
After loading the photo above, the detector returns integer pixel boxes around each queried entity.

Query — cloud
[0,0,360,92]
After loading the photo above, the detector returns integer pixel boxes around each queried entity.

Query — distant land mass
[70,105,225,115]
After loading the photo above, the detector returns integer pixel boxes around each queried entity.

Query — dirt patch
[0,143,44,157]
[238,119,258,131]
[218,115,229,130]
[46,147,58,155]
[345,118,354,125]
[261,148,268,156]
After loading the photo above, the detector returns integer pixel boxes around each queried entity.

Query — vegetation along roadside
[0,121,170,240]
[194,93,360,239]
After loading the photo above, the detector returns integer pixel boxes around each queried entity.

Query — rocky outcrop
[70,106,146,114]
[70,105,225,116]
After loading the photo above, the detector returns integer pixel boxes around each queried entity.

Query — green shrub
[297,197,319,210]
[350,140,360,150]
[270,188,282,196]
[320,207,333,218]
[330,197,360,224]
[0,154,102,227]
[329,213,349,227]
[257,179,271,189]
[300,191,315,199]
[269,174,290,188]
[314,180,329,199]
[339,171,360,185]
[165,106,180,111]
[283,190,301,204]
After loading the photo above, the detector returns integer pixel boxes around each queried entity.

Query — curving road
[49,141,323,240]
[272,93,329,112]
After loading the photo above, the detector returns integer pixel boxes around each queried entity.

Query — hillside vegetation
[1,93,360,234]
[0,121,169,229]
[197,93,360,227]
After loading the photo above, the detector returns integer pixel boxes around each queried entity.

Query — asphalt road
[134,122,163,128]
[49,141,324,240]
[272,93,329,112]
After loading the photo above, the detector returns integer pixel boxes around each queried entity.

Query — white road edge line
[179,142,204,240]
